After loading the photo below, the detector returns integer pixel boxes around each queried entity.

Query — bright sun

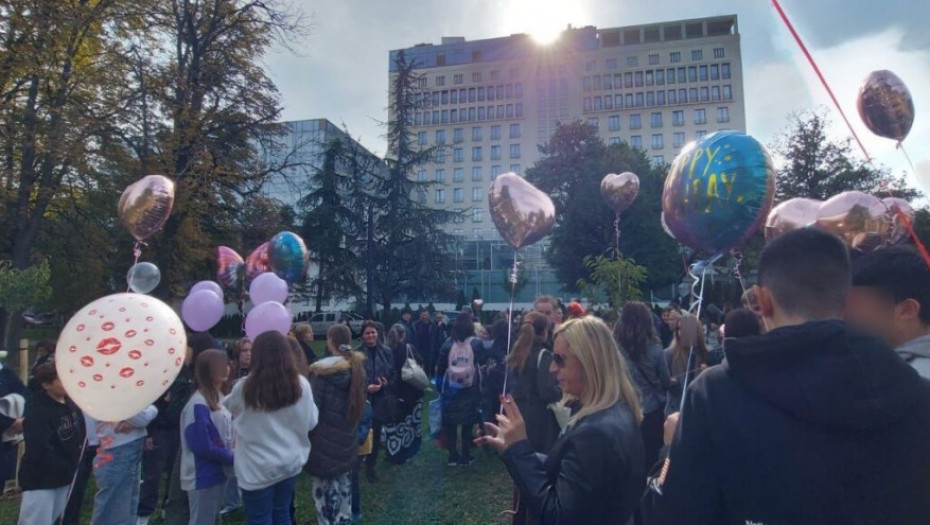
[515,0,582,45]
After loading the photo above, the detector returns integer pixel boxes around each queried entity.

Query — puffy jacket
[501,400,644,525]
[306,354,367,478]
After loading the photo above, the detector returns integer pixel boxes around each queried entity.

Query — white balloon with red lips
[55,293,187,422]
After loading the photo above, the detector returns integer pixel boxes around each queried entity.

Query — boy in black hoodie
[646,228,930,524]
[17,362,84,525]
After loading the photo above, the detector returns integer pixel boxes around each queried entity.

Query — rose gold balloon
[882,197,914,246]
[600,172,640,214]
[488,173,555,250]
[118,175,175,242]
[815,191,889,252]
[245,242,272,284]
[857,70,915,142]
[764,198,821,242]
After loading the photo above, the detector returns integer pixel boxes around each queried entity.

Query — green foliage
[575,255,647,308]
[0,261,51,311]
[500,269,529,298]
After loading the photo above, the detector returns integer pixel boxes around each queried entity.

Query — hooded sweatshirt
[895,333,930,380]
[648,320,930,525]
[18,391,84,490]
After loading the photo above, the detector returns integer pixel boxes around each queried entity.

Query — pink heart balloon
[488,173,555,250]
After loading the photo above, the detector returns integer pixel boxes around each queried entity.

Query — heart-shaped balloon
[764,198,822,242]
[488,173,556,250]
[662,131,775,254]
[269,231,309,285]
[217,246,245,294]
[245,242,272,284]
[881,197,914,246]
[815,191,889,252]
[601,172,640,214]
[857,70,914,142]
[118,175,175,242]
[56,293,187,422]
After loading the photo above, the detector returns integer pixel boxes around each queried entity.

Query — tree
[575,255,648,308]
[525,121,680,294]
[500,269,529,299]
[0,260,52,348]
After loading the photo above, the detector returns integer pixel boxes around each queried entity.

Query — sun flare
[513,0,584,45]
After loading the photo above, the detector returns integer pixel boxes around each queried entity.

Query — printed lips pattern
[56,293,187,422]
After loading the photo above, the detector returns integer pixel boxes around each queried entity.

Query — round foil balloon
[601,172,640,214]
[764,198,822,242]
[488,173,556,250]
[118,175,175,242]
[857,70,915,142]
[815,191,889,252]
[126,262,161,294]
[217,247,245,294]
[661,131,776,254]
[882,197,915,246]
[245,243,272,284]
[269,231,309,285]
[56,293,186,422]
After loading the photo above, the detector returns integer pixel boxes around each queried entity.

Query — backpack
[447,337,476,388]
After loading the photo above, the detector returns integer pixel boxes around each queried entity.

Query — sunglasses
[552,352,567,368]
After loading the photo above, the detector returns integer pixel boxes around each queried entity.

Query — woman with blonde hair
[477,316,644,524]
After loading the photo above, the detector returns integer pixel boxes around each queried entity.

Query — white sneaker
[136,516,150,525]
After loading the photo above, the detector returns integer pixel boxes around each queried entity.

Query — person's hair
[386,324,406,349]
[723,308,762,339]
[194,349,228,411]
[323,324,367,426]
[491,319,509,342]
[35,339,56,355]
[34,362,58,386]
[553,317,642,425]
[188,332,218,364]
[294,323,313,338]
[615,301,659,363]
[533,295,556,310]
[243,331,303,411]
[288,337,309,376]
[327,324,352,349]
[451,309,476,342]
[361,320,378,335]
[669,314,708,371]
[234,337,251,359]
[506,311,548,371]
[758,228,850,319]
[852,245,930,325]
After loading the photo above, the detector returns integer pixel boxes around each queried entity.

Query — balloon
[661,131,776,254]
[488,173,556,250]
[126,262,161,294]
[269,231,309,285]
[882,197,914,246]
[245,243,272,284]
[181,290,224,332]
[217,247,245,293]
[815,191,889,252]
[55,293,186,422]
[764,198,822,242]
[249,272,288,305]
[857,70,914,142]
[118,175,175,242]
[190,280,224,298]
[600,172,640,214]
[245,301,292,342]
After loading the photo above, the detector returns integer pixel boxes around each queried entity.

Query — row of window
[450,228,487,240]
[421,144,522,162]
[418,123,522,145]
[423,68,521,88]
[450,207,484,224]
[589,107,730,133]
[586,48,726,72]
[603,129,715,151]
[416,165,521,187]
[584,84,733,111]
[583,63,732,92]
[418,83,524,107]
[415,103,525,126]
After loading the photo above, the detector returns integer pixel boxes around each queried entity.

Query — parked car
[308,312,365,338]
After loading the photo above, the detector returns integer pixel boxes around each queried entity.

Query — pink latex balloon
[181,290,224,332]
[245,302,292,342]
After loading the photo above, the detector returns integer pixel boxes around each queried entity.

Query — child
[17,363,84,525]
[181,349,234,525]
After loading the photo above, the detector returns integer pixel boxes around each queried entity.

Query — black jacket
[357,342,395,423]
[306,355,367,478]
[299,339,318,366]
[413,320,439,360]
[648,320,930,525]
[19,391,85,490]
[510,343,562,453]
[502,401,644,525]
[437,337,487,425]
[0,367,27,434]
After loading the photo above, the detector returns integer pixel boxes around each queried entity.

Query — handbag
[402,345,430,391]
[537,349,572,430]
[358,429,373,456]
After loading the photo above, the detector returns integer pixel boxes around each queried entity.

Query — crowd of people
[4,227,930,524]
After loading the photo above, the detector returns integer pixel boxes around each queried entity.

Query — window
[594,96,603,110]
[651,155,665,166]
[490,70,501,81]
[696,130,707,139]
[417,131,427,145]
[604,74,613,90]
[667,68,676,84]
[673,110,685,126]
[435,130,446,144]
[688,88,698,102]
[516,103,524,117]
[624,72,633,88]
[584,98,592,112]
[711,64,720,81]
[677,67,686,83]
[472,188,482,203]
[630,114,642,129]
[651,133,664,149]
[506,104,514,118]
[491,165,502,178]
[635,93,644,107]
[631,135,643,149]
[605,95,613,109]
[646,92,655,106]
[478,87,485,102]
[436,75,445,86]
[615,94,623,109]
[593,75,602,91]
[678,88,687,103]
[472,228,482,240]
[454,147,464,162]
[472,207,483,222]
[510,144,521,159]
[468,107,476,121]
[435,169,446,182]
[441,91,449,105]
[713,47,725,59]
[419,77,428,88]
[515,83,523,98]
[490,125,501,140]
[491,145,501,160]
[627,56,638,67]
[625,94,634,107]
[609,137,621,146]
[454,74,464,85]
[435,189,446,203]
[453,168,464,182]
[587,117,599,128]
[606,58,618,70]
[608,115,620,131]
[506,84,514,99]
[691,50,703,61]
[478,106,486,120]
[509,123,521,138]
[700,87,709,102]
[472,127,482,141]
[646,71,654,86]
[694,108,707,125]
[673,132,685,148]
[649,53,660,65]
[453,228,463,237]
[472,166,483,181]
[450,90,458,104]
[454,128,464,143]
[668,90,677,104]
[717,107,730,123]
[472,147,482,161]
[453,209,464,224]
[417,169,427,182]
[435,149,446,163]
[583,76,592,92]
[688,66,697,82]
[453,188,464,203]
[699,65,708,81]
[472,71,482,83]
[656,70,665,85]
[657,91,666,105]
[635,72,644,87]
[468,88,476,102]
[670,52,681,63]
[711,86,721,101]
[722,63,731,79]
[510,163,521,174]
[723,85,732,100]
[651,112,663,128]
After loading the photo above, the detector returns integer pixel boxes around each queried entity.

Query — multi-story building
[389,15,745,304]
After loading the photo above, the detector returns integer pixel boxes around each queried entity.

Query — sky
[263,0,930,191]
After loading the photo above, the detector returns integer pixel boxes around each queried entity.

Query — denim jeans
[189,483,225,525]
[222,473,241,510]
[241,475,298,525]
[92,438,145,525]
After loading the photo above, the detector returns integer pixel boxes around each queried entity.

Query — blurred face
[238,343,252,368]
[300,329,313,344]
[212,359,230,384]
[845,287,908,347]
[551,336,585,398]
[43,378,67,400]
[534,300,556,326]
[420,311,430,322]
[554,308,564,324]
[363,327,379,346]
[402,312,412,322]
[665,313,681,330]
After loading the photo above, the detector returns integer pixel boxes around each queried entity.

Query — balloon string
[615,214,622,303]
[499,256,520,410]
[62,437,89,515]
[888,143,930,272]
[126,242,143,293]
[898,142,917,173]
[771,0,872,162]
[731,250,746,293]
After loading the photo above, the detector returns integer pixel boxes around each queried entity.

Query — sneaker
[219,504,241,516]
[136,517,150,525]
[459,455,476,467]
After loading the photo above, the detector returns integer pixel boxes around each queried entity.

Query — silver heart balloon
[488,173,556,250]
[600,172,640,214]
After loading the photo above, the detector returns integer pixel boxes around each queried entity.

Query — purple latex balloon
[181,290,224,332]
[249,272,288,305]
[245,302,292,342]
[190,280,224,298]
